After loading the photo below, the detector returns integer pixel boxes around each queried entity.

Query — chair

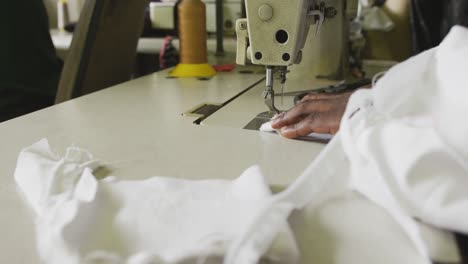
[55,0,150,103]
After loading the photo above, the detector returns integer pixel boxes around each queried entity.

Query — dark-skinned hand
[271,92,353,138]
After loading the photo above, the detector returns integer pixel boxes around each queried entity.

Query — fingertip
[270,115,284,129]
[271,120,281,129]
[279,126,297,139]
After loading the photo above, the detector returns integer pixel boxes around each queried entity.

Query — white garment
[341,25,468,255]
[225,26,468,264]
[357,0,394,32]
[14,139,298,264]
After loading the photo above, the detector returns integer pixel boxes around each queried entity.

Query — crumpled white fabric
[357,0,394,32]
[340,25,468,257]
[14,139,298,264]
[225,26,468,264]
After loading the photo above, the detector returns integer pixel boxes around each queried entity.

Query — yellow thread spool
[170,0,216,78]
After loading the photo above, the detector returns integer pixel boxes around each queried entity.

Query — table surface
[0,45,449,263]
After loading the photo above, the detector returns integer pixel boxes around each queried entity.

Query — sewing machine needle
[280,82,284,105]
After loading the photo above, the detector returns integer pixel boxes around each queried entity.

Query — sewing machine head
[236,0,338,113]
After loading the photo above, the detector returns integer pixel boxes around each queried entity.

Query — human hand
[271,92,352,138]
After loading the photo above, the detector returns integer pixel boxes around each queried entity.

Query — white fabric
[225,26,468,264]
[14,139,298,264]
[341,25,468,255]
[357,0,394,32]
[225,136,350,264]
[259,120,334,142]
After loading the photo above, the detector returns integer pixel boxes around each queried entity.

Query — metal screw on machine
[239,22,247,30]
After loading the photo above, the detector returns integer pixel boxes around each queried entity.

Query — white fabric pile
[15,26,468,264]
[14,140,297,264]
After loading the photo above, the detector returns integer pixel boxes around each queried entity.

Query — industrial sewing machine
[236,0,357,115]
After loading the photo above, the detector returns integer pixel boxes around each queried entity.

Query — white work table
[0,65,435,263]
